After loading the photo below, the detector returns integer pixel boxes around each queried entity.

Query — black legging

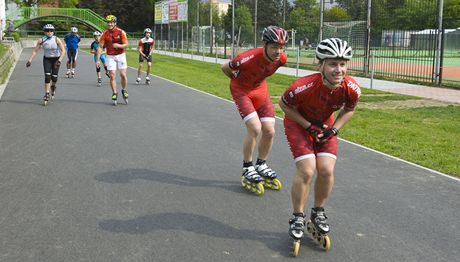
[43,57,60,83]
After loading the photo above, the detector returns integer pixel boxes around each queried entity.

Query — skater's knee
[51,75,58,83]
[44,73,51,83]
[261,125,275,138]
[317,167,334,180]
[296,168,315,183]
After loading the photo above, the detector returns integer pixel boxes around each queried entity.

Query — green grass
[0,43,13,84]
[126,51,460,177]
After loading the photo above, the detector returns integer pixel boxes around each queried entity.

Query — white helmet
[71,26,78,33]
[144,28,152,34]
[43,24,55,31]
[316,38,352,60]
[93,31,102,36]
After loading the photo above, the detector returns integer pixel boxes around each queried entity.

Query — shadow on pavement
[95,168,244,194]
[99,211,291,256]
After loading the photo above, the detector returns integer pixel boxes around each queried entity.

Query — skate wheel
[320,235,331,251]
[292,240,300,257]
[240,176,247,187]
[253,183,264,196]
[271,178,282,190]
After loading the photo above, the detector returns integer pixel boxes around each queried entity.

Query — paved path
[156,50,460,104]
[0,49,459,261]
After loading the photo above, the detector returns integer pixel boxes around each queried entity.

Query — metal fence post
[296,46,300,77]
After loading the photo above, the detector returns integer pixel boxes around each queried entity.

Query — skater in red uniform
[221,26,288,195]
[279,38,360,254]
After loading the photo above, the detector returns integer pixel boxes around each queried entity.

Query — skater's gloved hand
[317,127,338,143]
[306,122,326,135]
[26,61,31,68]
[54,60,61,69]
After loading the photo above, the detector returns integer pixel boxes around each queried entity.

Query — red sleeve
[281,78,304,107]
[138,39,143,48]
[228,49,256,70]
[344,77,361,110]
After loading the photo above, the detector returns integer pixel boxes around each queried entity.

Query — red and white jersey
[281,73,361,124]
[229,48,287,90]
[100,26,128,56]
[138,37,155,55]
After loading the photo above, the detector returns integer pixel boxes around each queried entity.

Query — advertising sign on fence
[155,0,187,24]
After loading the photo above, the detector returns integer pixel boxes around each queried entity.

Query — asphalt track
[0,49,459,262]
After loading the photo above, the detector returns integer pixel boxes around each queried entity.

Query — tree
[335,0,367,20]
[324,6,350,22]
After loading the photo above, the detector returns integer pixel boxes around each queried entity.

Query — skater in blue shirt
[63,26,81,78]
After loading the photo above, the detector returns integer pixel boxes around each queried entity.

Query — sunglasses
[44,29,54,32]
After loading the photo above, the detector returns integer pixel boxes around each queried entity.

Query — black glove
[54,60,61,69]
[26,61,31,68]
[317,127,339,143]
[306,122,326,135]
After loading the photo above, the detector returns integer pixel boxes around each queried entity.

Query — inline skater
[90,31,109,86]
[26,24,66,105]
[279,38,360,255]
[136,28,155,85]
[221,26,288,195]
[96,15,129,105]
[63,26,81,78]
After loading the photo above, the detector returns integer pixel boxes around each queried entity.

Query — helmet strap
[263,44,275,62]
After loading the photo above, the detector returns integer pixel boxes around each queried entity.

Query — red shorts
[230,83,275,122]
[283,117,338,162]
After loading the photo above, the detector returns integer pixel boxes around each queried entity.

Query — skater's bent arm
[279,97,313,129]
[28,39,42,63]
[221,62,237,79]
[331,108,355,131]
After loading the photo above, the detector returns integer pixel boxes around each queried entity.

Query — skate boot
[255,162,282,190]
[145,76,150,85]
[121,89,128,105]
[97,78,102,87]
[65,70,71,78]
[71,70,75,78]
[136,77,141,85]
[50,85,57,101]
[306,207,331,251]
[240,166,264,195]
[43,92,50,106]
[111,93,118,106]
[289,213,306,257]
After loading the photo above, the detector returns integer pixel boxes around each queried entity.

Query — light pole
[254,0,258,47]
[232,0,235,58]
[210,0,213,54]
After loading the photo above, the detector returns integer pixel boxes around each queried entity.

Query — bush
[11,32,20,42]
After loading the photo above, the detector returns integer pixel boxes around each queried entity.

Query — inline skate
[136,77,141,85]
[145,76,150,85]
[121,89,129,105]
[70,70,75,78]
[97,78,102,87]
[289,213,306,257]
[306,208,331,251]
[50,85,56,101]
[255,163,282,190]
[43,92,50,106]
[240,166,264,196]
[111,93,118,106]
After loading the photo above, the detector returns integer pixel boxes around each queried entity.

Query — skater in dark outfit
[26,24,66,106]
[279,38,360,254]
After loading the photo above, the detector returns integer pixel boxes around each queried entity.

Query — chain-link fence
[152,0,459,86]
